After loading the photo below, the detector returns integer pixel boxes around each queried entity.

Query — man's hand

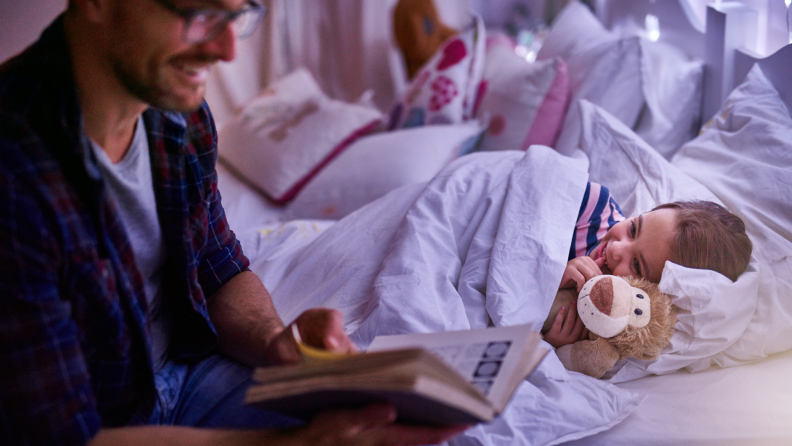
[559,257,605,292]
[88,405,467,446]
[263,308,358,365]
[543,304,589,349]
[293,404,468,446]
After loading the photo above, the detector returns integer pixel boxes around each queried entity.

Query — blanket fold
[237,147,642,445]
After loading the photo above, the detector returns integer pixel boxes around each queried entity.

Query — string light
[645,14,660,42]
[787,0,792,44]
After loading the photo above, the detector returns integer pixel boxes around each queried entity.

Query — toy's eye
[634,309,643,316]
[423,17,435,35]
[636,293,644,299]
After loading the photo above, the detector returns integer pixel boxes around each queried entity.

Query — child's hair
[652,201,752,281]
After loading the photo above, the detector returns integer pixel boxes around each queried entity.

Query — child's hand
[559,257,605,292]
[543,304,590,349]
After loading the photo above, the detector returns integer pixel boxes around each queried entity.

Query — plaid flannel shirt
[0,16,249,445]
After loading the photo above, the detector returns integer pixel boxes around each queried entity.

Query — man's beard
[112,57,205,112]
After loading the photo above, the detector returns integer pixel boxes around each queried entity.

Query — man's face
[103,0,241,111]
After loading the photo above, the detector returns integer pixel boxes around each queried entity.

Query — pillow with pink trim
[218,68,383,205]
[476,36,569,152]
[387,13,486,129]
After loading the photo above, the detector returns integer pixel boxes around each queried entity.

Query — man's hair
[653,201,752,282]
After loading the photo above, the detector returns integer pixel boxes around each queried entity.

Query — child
[543,183,753,348]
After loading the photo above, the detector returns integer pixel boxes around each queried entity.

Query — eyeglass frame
[151,0,267,44]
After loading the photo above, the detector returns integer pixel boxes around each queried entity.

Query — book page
[368,324,544,412]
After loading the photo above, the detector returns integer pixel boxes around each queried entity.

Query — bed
[207,1,792,444]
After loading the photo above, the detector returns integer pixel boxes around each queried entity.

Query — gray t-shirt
[91,117,171,371]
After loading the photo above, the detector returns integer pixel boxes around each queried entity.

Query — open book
[245,324,547,425]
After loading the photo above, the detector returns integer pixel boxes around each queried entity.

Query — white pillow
[579,100,760,383]
[538,1,704,159]
[633,39,704,159]
[672,64,792,366]
[285,121,486,220]
[580,100,719,217]
[476,40,569,152]
[537,1,643,156]
[218,68,383,204]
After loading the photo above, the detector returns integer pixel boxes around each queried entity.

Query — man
[0,0,464,444]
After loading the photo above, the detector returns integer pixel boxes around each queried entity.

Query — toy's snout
[578,275,652,338]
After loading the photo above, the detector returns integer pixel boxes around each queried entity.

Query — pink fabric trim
[522,58,570,150]
[268,119,381,205]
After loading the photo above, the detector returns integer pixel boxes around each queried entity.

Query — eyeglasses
[152,0,267,44]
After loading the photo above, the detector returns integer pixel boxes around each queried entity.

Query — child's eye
[633,257,642,276]
[630,220,637,238]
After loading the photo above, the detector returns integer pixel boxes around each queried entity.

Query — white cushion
[476,39,569,152]
[672,64,792,366]
[580,100,719,218]
[218,68,383,204]
[578,100,760,383]
[537,1,643,156]
[286,121,485,220]
[633,39,704,159]
[538,1,704,160]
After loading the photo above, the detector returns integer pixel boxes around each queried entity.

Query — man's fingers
[383,423,469,445]
[296,309,358,354]
[307,405,467,446]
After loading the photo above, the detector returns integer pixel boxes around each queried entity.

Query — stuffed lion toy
[543,275,677,379]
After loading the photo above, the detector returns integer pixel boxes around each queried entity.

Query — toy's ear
[393,0,457,79]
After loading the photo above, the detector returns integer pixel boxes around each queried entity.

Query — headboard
[735,42,792,116]
[594,0,705,59]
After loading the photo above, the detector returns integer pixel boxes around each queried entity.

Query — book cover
[245,324,546,425]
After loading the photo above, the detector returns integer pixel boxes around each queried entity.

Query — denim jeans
[148,354,303,429]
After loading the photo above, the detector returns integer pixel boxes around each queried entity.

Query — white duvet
[238,147,642,445]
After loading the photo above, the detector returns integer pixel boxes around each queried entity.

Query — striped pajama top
[568,182,625,260]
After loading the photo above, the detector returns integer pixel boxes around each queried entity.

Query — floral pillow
[388,13,486,129]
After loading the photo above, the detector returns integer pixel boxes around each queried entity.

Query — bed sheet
[220,145,792,446]
[217,162,289,233]
[567,348,792,446]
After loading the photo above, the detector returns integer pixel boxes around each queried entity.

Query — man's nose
[202,22,237,62]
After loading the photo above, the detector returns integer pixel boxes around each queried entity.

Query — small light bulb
[645,14,660,42]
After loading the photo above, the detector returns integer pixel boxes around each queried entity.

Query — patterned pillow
[388,13,486,129]
[218,68,382,205]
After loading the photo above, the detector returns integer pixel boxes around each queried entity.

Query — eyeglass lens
[184,5,265,43]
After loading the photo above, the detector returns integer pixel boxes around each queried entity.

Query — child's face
[588,208,677,283]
